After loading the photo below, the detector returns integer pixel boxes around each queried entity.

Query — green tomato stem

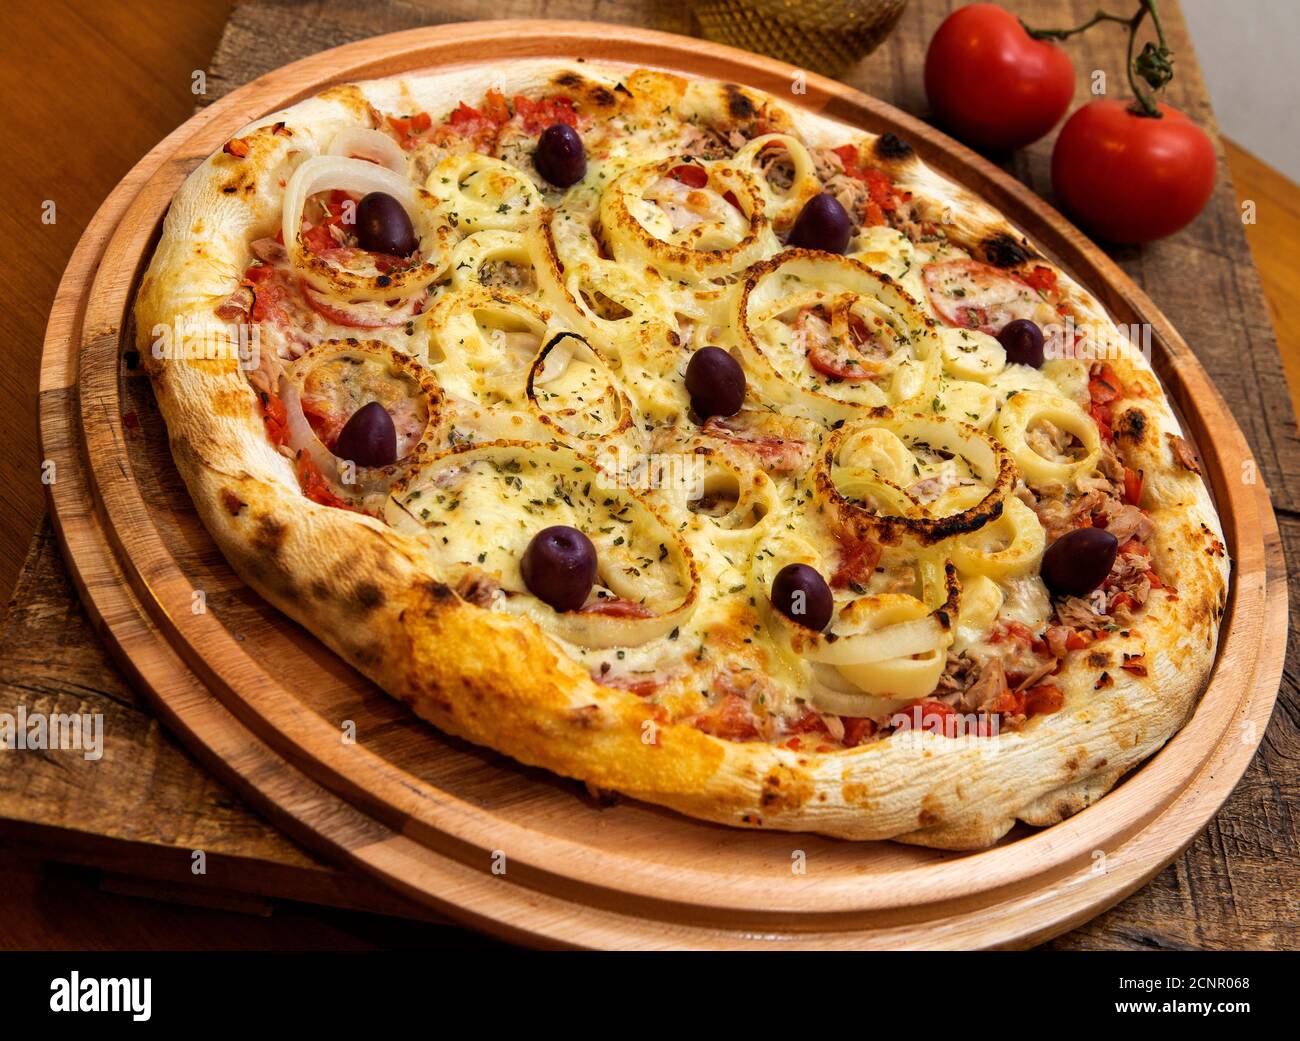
[1022,0,1171,119]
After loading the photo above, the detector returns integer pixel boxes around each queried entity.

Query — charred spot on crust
[918,794,944,828]
[252,514,286,556]
[760,771,784,807]
[582,782,620,806]
[554,71,584,89]
[875,132,912,160]
[981,233,1035,268]
[589,86,616,108]
[724,83,755,121]
[220,489,245,516]
[569,704,601,728]
[350,642,383,669]
[353,581,384,612]
[421,579,456,603]
[1113,408,1148,444]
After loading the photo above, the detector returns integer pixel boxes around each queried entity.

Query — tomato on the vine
[924,3,1075,151]
[1051,100,1216,243]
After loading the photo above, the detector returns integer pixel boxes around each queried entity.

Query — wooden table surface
[1,0,1296,949]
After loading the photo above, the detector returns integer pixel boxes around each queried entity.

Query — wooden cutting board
[5,0,1294,946]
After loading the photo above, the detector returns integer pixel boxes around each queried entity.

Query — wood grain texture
[0,520,447,928]
[3,0,1296,949]
[0,0,234,605]
[1225,137,1300,432]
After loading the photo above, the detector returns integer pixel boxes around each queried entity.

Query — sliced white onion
[302,283,424,329]
[810,669,909,718]
[503,594,694,650]
[281,155,418,260]
[803,615,948,667]
[835,648,947,701]
[278,375,340,483]
[487,330,547,378]
[326,127,407,174]
[531,336,574,385]
[279,374,399,499]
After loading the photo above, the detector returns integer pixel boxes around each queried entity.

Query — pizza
[134,59,1230,848]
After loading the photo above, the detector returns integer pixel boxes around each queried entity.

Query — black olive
[1041,527,1119,597]
[521,526,597,612]
[998,318,1045,368]
[534,124,587,188]
[356,191,417,256]
[334,401,398,468]
[771,563,834,632]
[788,193,853,254]
[685,346,746,420]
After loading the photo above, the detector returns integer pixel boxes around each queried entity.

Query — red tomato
[893,700,959,737]
[668,164,708,188]
[296,455,351,511]
[1023,683,1065,717]
[841,717,876,748]
[258,391,290,447]
[830,538,882,589]
[301,285,419,330]
[512,93,577,133]
[924,4,1075,151]
[694,694,760,741]
[1122,467,1143,507]
[1051,100,1216,243]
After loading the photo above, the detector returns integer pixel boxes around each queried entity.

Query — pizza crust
[135,61,1229,849]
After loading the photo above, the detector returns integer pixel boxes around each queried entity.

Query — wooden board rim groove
[39,21,1287,947]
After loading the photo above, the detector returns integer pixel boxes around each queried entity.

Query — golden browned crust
[135,61,1229,849]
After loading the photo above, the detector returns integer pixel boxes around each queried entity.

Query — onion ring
[384,440,699,649]
[526,332,634,443]
[815,411,1016,547]
[326,127,408,173]
[281,155,450,301]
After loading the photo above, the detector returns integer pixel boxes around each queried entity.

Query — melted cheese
[251,77,1131,721]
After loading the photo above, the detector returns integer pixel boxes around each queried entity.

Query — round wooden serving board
[39,21,1287,948]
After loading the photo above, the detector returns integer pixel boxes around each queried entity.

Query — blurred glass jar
[693,0,907,77]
